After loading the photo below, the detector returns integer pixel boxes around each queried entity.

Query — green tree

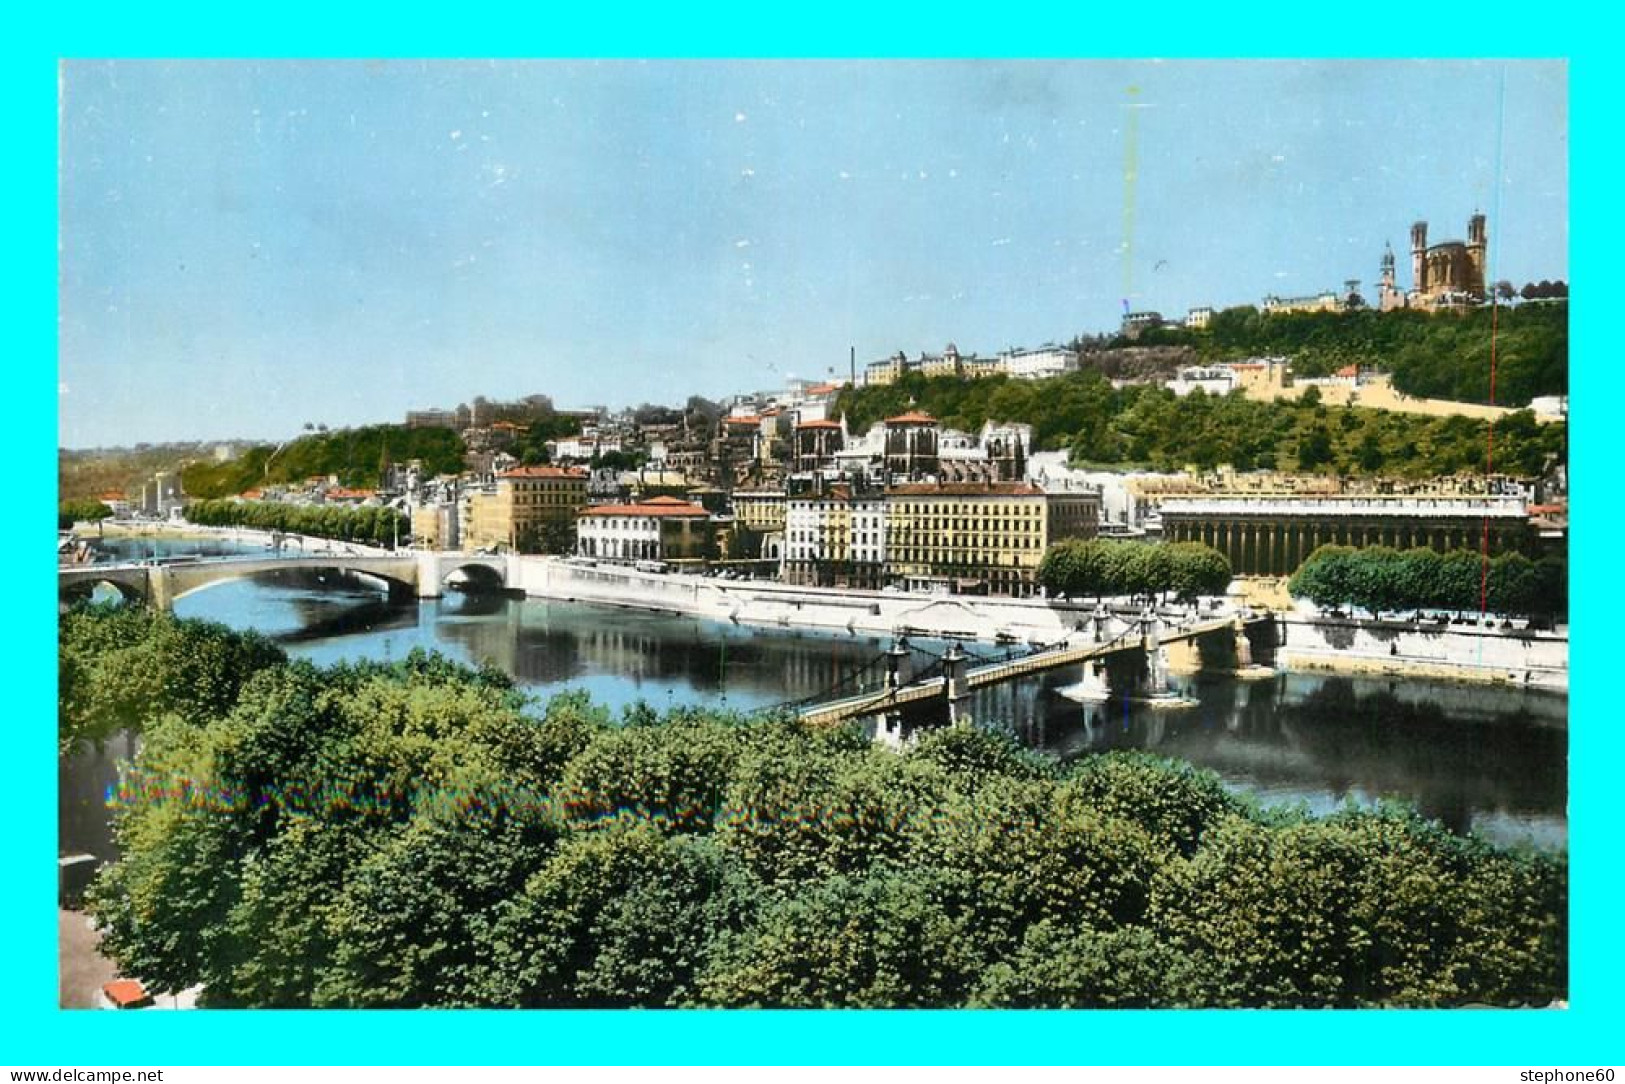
[467,823,743,1007]
[59,499,114,529]
[971,922,1201,1008]
[695,870,985,1008]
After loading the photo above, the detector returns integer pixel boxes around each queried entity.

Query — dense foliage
[75,610,1567,1008]
[832,371,1564,478]
[1288,545,1567,620]
[60,444,216,505]
[59,500,113,529]
[1037,540,1232,602]
[181,426,465,498]
[185,499,408,549]
[1120,301,1567,406]
[57,605,286,754]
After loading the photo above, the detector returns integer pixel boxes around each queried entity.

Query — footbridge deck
[797,613,1260,728]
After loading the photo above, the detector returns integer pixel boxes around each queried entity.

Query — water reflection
[144,580,1569,851]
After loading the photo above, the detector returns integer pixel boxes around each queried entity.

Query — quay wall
[1274,613,1567,691]
[512,558,1568,691]
[513,557,1088,644]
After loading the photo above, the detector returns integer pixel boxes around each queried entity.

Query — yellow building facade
[885,483,1051,596]
[465,465,588,552]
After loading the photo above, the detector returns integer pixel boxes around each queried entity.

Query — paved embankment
[1274,612,1568,691]
[513,558,1100,645]
[511,558,1568,690]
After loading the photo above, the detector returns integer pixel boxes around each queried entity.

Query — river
[59,546,1568,859]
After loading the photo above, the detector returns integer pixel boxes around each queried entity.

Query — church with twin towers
[1377,212,1489,311]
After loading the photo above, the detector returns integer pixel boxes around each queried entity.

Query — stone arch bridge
[59,553,512,611]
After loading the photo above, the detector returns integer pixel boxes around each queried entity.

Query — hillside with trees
[181,425,466,499]
[59,443,232,505]
[68,608,1567,1009]
[832,371,1564,478]
[1114,301,1566,407]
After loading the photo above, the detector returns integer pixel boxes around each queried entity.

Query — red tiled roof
[103,980,151,1009]
[326,488,375,500]
[806,382,840,395]
[499,466,588,480]
[239,489,265,500]
[97,492,125,501]
[1336,364,1359,378]
[725,415,763,426]
[797,420,842,430]
[581,499,710,518]
[885,411,937,425]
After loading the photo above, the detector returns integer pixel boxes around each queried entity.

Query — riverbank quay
[514,556,1104,645]
[75,518,395,557]
[512,557,1568,692]
[1274,611,1568,690]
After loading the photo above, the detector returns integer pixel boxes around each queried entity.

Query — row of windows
[891,553,1033,568]
[582,520,664,533]
[889,534,1042,550]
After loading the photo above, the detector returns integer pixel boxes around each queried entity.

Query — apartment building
[464,465,588,552]
[576,496,715,563]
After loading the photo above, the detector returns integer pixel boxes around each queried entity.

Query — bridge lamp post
[885,636,911,690]
[943,642,967,726]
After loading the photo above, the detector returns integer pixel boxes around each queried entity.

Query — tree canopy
[1288,545,1567,619]
[831,371,1563,479]
[181,425,466,498]
[76,608,1567,1009]
[1130,301,1567,406]
[1037,540,1232,602]
[59,500,113,529]
[185,499,408,548]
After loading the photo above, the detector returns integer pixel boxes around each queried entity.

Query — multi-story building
[783,484,886,588]
[779,475,1101,595]
[464,465,587,553]
[864,352,909,387]
[731,489,788,534]
[1121,311,1165,339]
[1159,494,1532,577]
[411,501,461,551]
[405,408,460,429]
[1045,486,1103,544]
[884,482,1052,596]
[576,496,714,564]
[1261,292,1342,316]
[1000,346,1078,381]
[919,344,965,379]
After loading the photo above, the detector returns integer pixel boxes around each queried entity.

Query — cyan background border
[12,6,1601,1065]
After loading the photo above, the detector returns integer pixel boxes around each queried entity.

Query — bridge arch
[165,562,419,606]
[438,561,507,593]
[58,572,147,608]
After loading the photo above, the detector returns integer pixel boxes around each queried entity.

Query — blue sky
[58,59,1568,447]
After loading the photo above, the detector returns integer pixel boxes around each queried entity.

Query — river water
[59,545,1568,858]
